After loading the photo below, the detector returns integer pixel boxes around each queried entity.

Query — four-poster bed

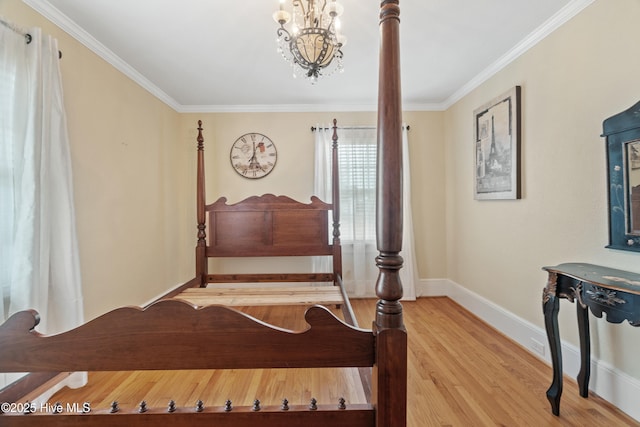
[164,118,358,323]
[0,1,407,426]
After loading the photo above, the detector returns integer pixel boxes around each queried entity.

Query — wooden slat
[207,273,334,283]
[175,286,344,307]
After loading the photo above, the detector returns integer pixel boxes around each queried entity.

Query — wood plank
[175,286,344,307]
[207,273,334,283]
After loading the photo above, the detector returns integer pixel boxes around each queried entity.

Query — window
[337,129,377,242]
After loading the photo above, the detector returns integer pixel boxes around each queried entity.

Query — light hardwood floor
[50,297,639,426]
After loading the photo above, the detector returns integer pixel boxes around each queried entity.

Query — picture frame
[602,101,640,251]
[473,86,521,200]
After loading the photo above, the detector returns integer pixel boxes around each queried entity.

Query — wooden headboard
[205,195,332,258]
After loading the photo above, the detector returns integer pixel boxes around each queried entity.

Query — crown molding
[24,0,594,114]
[176,102,445,113]
[176,103,379,114]
[22,0,182,111]
[442,0,595,109]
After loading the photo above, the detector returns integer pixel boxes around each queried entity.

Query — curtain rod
[311,125,410,131]
[0,17,62,59]
[1,17,32,44]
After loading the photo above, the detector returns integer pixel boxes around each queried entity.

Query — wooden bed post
[374,1,407,427]
[195,120,208,287]
[331,118,343,284]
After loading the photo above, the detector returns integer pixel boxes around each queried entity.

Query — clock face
[230,133,277,179]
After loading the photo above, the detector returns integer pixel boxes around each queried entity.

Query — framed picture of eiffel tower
[473,86,521,200]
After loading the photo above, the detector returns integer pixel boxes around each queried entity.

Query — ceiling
[24,0,591,112]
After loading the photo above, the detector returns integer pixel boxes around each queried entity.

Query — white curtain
[400,128,418,300]
[314,125,417,299]
[0,22,84,389]
[312,126,335,284]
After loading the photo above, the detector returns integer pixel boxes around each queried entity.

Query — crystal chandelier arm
[277,26,292,42]
[293,0,307,19]
[327,1,342,32]
[318,0,329,27]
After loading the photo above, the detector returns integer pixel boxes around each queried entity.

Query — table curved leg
[576,301,590,398]
[543,290,562,416]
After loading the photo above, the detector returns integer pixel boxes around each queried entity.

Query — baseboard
[432,278,640,422]
[141,281,191,307]
[415,278,450,297]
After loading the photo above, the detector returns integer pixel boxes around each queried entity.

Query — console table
[542,263,640,416]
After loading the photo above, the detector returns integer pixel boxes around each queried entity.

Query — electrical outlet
[530,338,545,356]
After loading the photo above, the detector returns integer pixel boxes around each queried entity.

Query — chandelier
[273,0,346,83]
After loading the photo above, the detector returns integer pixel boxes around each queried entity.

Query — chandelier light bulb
[273,10,291,24]
[329,1,344,17]
[337,34,347,47]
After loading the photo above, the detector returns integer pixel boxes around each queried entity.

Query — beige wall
[178,111,446,278]
[404,111,446,278]
[1,1,185,321]
[444,0,640,379]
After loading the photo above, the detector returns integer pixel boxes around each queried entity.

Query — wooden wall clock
[230,133,277,179]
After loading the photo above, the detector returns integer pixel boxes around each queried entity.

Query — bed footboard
[0,300,374,373]
[0,299,376,426]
